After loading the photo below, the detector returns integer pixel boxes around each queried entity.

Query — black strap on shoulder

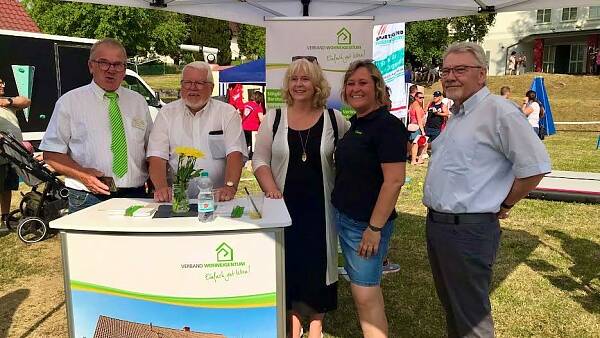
[272,108,338,145]
[328,108,338,147]
[272,108,282,140]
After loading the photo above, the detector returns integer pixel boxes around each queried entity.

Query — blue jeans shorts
[335,208,394,286]
[409,129,421,142]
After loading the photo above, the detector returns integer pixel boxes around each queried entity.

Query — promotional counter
[50,197,291,338]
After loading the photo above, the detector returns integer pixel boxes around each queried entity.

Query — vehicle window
[122,75,154,104]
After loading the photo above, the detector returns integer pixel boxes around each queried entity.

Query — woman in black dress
[252,58,348,338]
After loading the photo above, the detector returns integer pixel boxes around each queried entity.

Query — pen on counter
[244,187,262,218]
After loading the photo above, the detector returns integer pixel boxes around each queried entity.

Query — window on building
[569,44,585,73]
[536,9,552,23]
[590,6,600,19]
[543,45,555,73]
[562,7,578,21]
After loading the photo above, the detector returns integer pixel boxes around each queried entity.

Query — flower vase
[172,181,190,213]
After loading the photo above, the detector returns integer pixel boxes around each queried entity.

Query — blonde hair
[281,59,331,108]
[341,59,387,106]
[89,38,127,61]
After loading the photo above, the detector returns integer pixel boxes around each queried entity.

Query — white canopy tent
[65,0,600,26]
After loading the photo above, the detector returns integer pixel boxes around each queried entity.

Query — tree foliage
[185,17,232,65]
[23,0,188,58]
[406,19,450,66]
[406,13,496,66]
[449,14,496,43]
[237,24,266,60]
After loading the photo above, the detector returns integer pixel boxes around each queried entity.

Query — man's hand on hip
[496,206,511,219]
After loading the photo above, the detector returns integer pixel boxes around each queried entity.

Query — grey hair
[182,61,214,83]
[89,38,127,61]
[443,42,487,68]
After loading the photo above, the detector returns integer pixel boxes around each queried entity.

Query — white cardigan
[252,107,350,285]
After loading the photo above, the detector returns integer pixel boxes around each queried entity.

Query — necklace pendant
[301,152,307,162]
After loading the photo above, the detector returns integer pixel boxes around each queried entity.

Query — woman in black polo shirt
[332,60,408,337]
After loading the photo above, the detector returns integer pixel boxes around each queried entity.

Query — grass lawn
[1,74,599,337]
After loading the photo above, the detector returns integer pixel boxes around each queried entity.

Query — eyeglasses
[416,96,424,99]
[91,60,126,72]
[181,80,212,89]
[440,65,482,78]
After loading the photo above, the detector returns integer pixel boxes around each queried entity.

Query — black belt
[428,209,496,225]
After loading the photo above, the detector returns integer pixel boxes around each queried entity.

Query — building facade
[482,6,600,76]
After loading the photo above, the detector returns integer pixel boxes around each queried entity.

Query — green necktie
[105,92,128,178]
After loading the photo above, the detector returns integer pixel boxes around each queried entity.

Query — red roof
[93,315,227,338]
[0,0,40,33]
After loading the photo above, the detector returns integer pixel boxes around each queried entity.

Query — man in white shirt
[147,61,246,202]
[40,38,152,213]
[423,42,550,338]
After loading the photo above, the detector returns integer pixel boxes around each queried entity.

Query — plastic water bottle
[197,171,215,222]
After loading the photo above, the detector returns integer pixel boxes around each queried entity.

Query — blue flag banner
[530,76,556,136]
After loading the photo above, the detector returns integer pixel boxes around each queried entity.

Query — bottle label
[198,199,215,212]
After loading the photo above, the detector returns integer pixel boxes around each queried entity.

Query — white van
[0,29,163,143]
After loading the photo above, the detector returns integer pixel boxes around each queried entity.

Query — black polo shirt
[425,102,444,130]
[332,106,408,222]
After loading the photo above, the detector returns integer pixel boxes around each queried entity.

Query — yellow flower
[175,146,204,159]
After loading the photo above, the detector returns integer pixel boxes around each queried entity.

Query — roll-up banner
[373,23,406,119]
[266,17,374,117]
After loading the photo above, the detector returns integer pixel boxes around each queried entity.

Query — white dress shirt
[147,98,247,195]
[423,87,551,213]
[40,81,152,190]
[252,107,350,286]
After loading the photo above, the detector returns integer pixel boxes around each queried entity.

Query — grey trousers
[426,212,501,338]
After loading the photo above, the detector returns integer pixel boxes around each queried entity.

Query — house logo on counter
[180,242,250,284]
[216,242,233,262]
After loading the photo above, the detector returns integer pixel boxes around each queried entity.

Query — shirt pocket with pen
[208,130,226,159]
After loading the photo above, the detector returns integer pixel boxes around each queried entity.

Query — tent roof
[219,58,265,84]
[66,1,600,26]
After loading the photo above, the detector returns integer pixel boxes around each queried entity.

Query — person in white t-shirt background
[522,90,541,136]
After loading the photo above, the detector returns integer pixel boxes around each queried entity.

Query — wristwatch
[6,97,13,107]
[368,224,383,232]
[225,181,236,189]
[501,202,514,210]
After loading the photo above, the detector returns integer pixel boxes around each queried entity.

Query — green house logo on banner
[337,27,352,45]
[216,242,234,262]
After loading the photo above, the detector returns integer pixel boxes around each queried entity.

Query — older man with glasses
[40,38,153,213]
[423,42,551,338]
[147,61,246,202]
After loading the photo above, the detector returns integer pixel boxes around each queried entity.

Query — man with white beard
[147,61,247,202]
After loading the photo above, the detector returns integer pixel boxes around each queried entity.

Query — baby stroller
[0,131,68,243]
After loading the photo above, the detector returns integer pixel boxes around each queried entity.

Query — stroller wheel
[5,209,22,230]
[17,217,47,244]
